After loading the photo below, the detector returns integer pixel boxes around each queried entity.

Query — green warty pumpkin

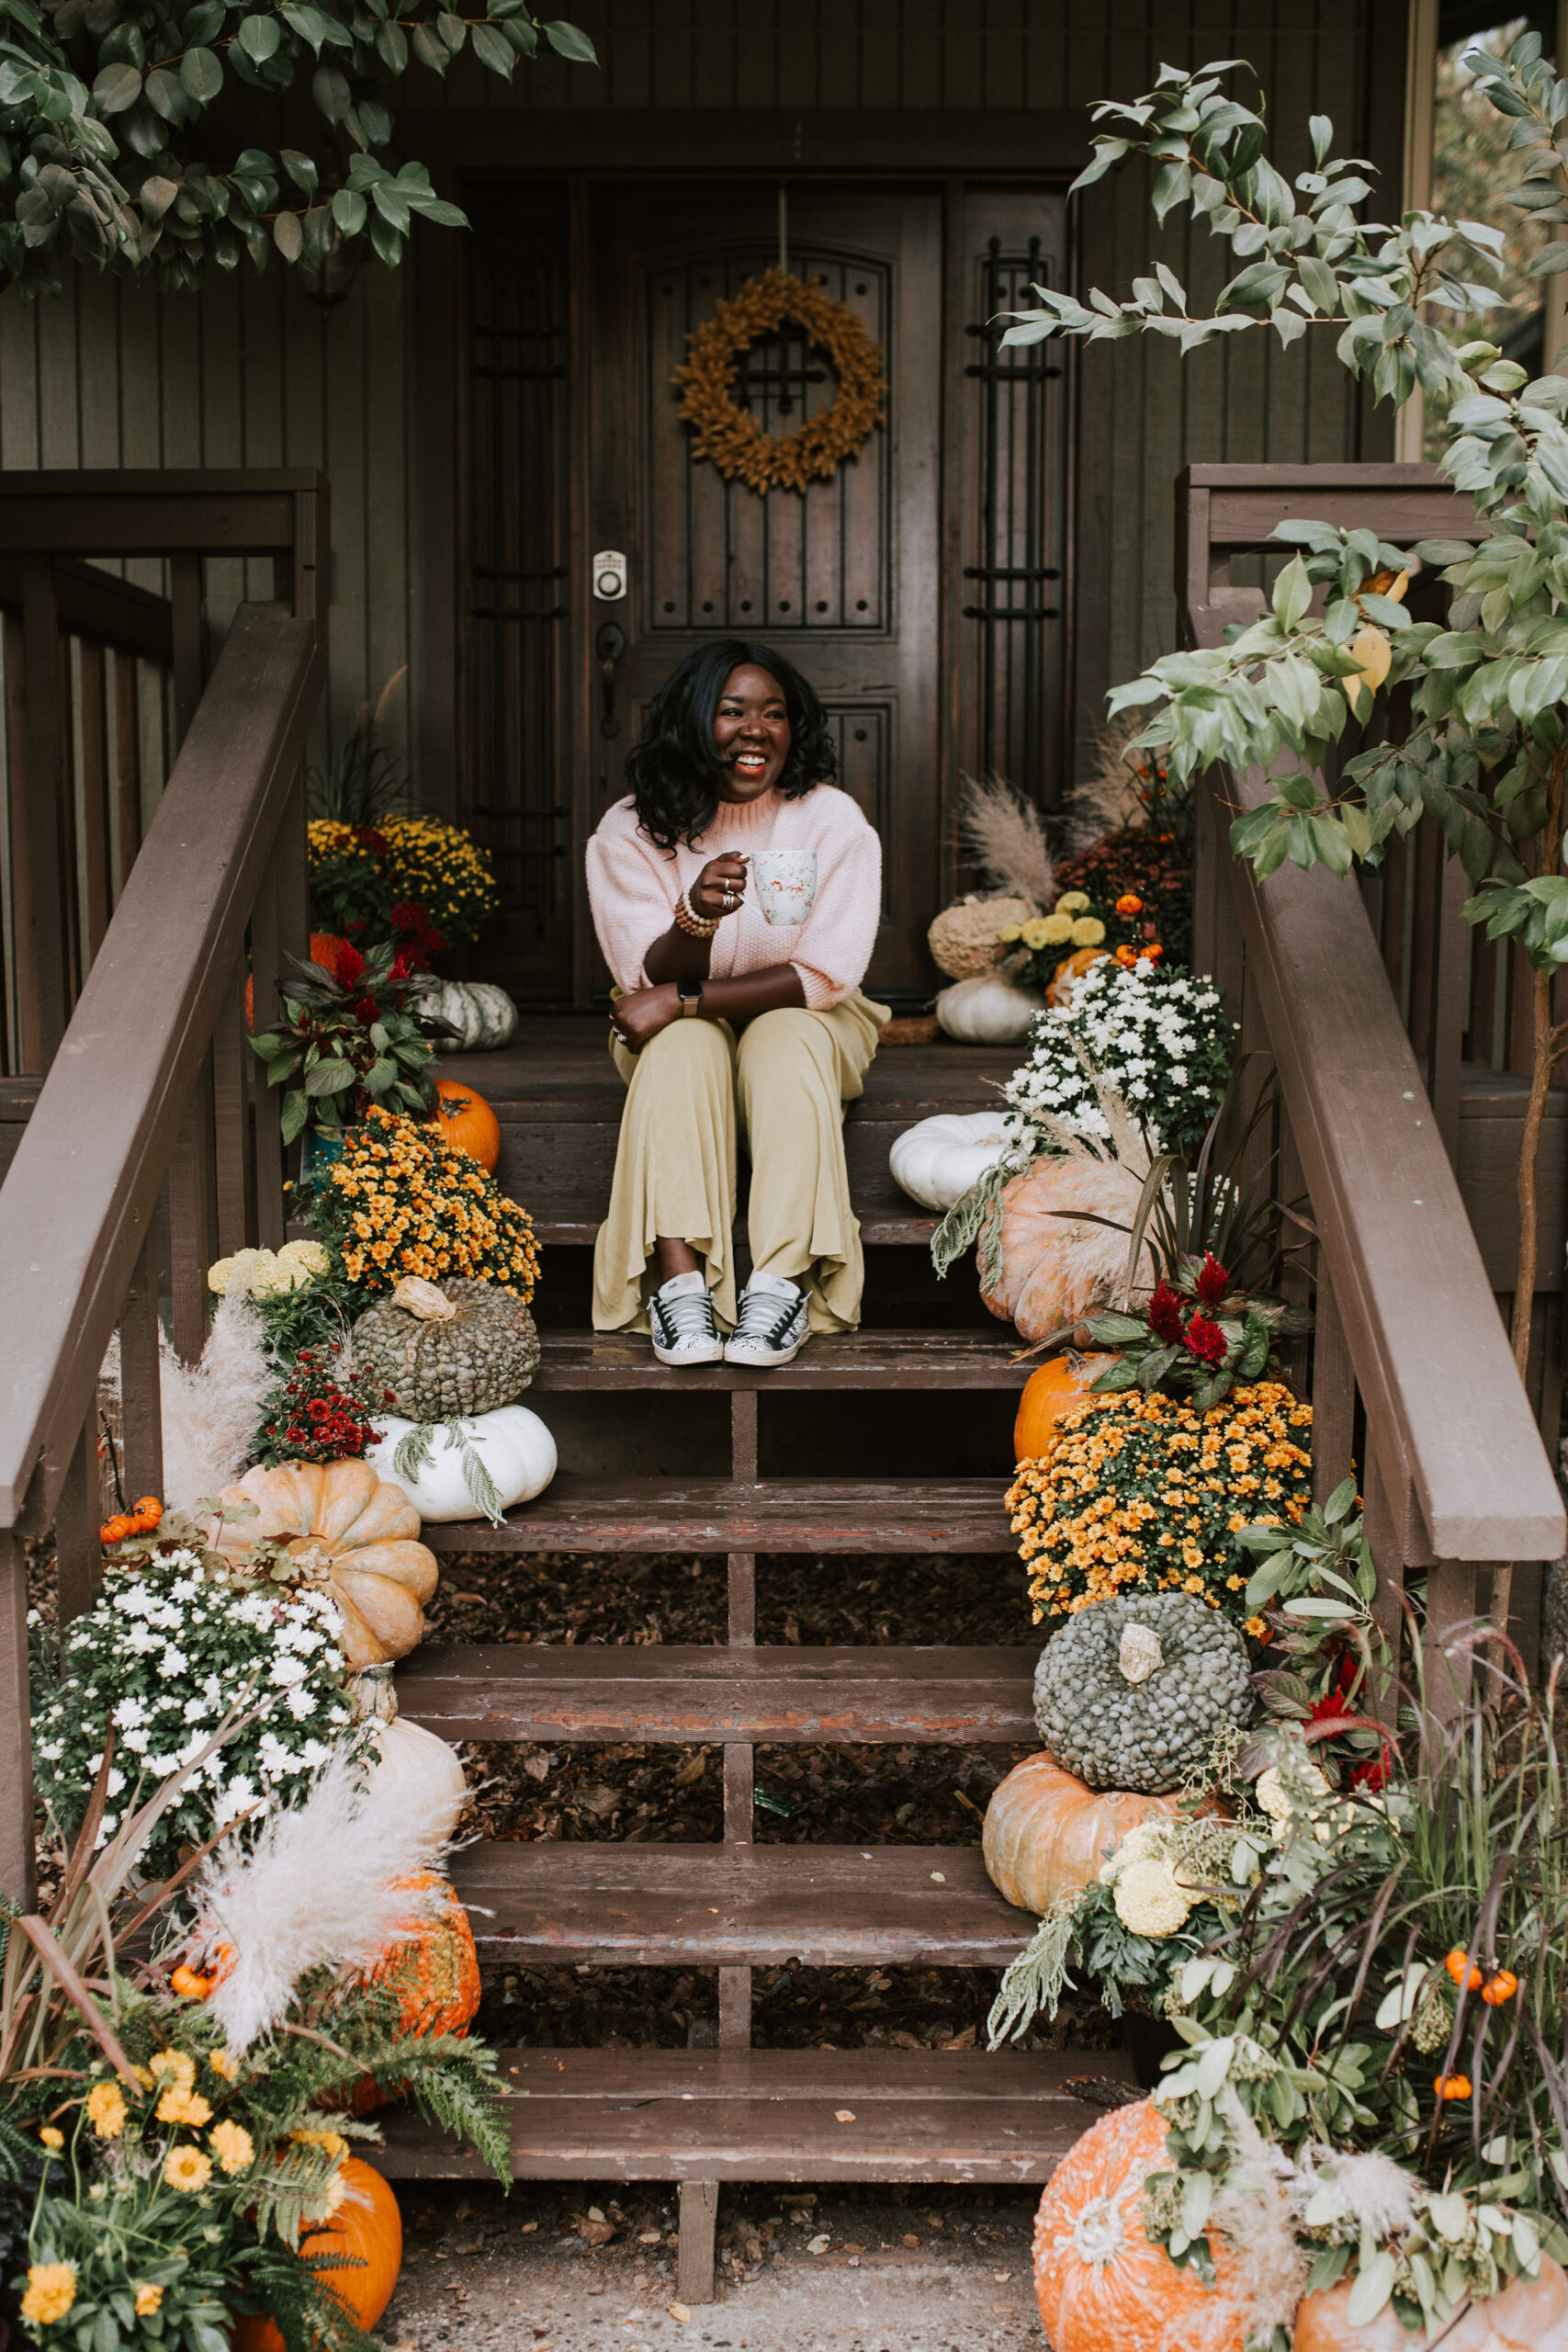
[352,1276,540,1419]
[1032,1590,1253,1794]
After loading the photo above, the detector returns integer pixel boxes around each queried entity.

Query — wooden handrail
[0,558,172,660]
[0,600,324,1529]
[1179,461,1565,1578]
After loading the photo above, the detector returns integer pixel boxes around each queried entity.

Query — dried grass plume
[190,1749,452,2051]
[1061,717,1152,854]
[957,772,1055,909]
[157,1291,271,1510]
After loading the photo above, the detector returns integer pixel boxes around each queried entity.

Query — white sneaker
[724,1272,809,1368]
[649,1271,725,1366]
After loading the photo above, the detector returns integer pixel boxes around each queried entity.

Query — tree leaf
[236,14,281,61]
[178,45,222,101]
[92,61,142,112]
[542,17,597,61]
[470,21,513,74]
[273,207,303,261]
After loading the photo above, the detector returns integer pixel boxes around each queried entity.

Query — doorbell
[592,549,627,601]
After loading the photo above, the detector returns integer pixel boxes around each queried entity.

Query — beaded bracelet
[672,888,721,939]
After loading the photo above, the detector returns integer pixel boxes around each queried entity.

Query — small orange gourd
[983,1756,1190,1917]
[433,1080,502,1173]
[1033,2098,1248,2352]
[1013,1353,1120,1465]
[233,2158,402,2352]
[343,1871,480,2114]
[1047,944,1110,1006]
[1483,1968,1519,2006]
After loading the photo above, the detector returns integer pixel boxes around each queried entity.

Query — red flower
[353,996,380,1025]
[1146,1280,1186,1346]
[334,943,367,988]
[354,826,389,855]
[1183,1312,1227,1367]
[1195,1252,1229,1308]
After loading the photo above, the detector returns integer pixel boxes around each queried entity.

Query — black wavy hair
[625,639,837,852]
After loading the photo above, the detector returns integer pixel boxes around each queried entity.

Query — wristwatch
[677,978,704,1017]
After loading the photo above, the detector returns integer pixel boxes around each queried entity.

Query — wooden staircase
[375,1026,1123,2296]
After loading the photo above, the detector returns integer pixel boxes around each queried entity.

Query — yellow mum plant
[316,1105,539,1304]
[1006,1381,1312,1624]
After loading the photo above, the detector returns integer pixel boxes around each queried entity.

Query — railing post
[168,1057,215,1365]
[249,854,286,1249]
[212,951,255,1258]
[170,552,204,748]
[54,1418,100,1627]
[118,1228,164,1507]
[19,560,67,1067]
[0,1520,36,1905]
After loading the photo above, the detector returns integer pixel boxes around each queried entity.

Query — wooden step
[398,1644,1036,1745]
[420,1475,1012,1555]
[531,1328,1030,1390]
[373,2043,1130,2182]
[449,1841,1034,1967]
[522,1190,941,1247]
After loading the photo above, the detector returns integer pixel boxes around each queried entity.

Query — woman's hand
[689,853,749,922]
[612,981,682,1054]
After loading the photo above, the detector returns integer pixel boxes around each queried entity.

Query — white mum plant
[31,1535,356,1881]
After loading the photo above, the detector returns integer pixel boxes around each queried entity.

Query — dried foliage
[671,267,886,494]
[956,772,1055,909]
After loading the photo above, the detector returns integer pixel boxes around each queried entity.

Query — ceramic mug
[752,848,817,926]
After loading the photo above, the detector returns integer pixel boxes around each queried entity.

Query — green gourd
[1032,1590,1253,1794]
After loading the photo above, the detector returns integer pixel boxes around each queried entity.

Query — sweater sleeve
[791,797,882,1011]
[585,809,678,993]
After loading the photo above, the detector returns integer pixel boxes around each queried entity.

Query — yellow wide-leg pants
[592,989,889,1335]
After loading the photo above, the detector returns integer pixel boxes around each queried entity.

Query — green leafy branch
[0,0,595,290]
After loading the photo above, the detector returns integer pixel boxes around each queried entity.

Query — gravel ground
[379,2179,1043,2352]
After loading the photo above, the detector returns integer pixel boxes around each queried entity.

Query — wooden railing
[0,471,329,1902]
[1181,462,1565,1702]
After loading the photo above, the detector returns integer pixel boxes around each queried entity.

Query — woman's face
[712,663,790,803]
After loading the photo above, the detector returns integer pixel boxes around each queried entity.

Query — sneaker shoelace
[732,1286,799,1345]
[657,1287,717,1345]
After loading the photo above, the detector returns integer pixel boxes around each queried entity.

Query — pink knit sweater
[585,785,882,1012]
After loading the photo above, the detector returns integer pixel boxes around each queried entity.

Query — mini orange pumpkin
[1033,2098,1247,2352]
[1047,945,1111,1006]
[433,1079,501,1173]
[984,1754,1191,1916]
[233,2158,402,2352]
[344,1871,480,2114]
[1013,1352,1120,1464]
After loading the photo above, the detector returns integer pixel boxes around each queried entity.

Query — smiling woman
[585,639,889,1369]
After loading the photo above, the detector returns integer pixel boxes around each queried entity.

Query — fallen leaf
[929,1870,946,1883]
[940,2025,978,2051]
[674,1751,707,1787]
[524,1754,550,1781]
[993,2269,1012,2282]
[807,2234,831,2255]
[903,2233,919,2247]
[835,2109,855,2121]
[638,2228,662,2244]
[579,2218,615,2245]
[668,2301,692,2323]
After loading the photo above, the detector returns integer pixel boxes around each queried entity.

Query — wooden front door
[584,183,942,1002]
[460,176,1070,1009]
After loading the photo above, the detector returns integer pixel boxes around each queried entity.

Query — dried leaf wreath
[671,266,886,495]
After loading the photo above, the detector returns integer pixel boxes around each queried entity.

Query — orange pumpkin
[983,1754,1189,1916]
[433,1079,501,1173]
[344,1871,480,2114]
[982,1159,1156,1348]
[1293,2252,1568,2350]
[1034,2098,1247,2352]
[233,2157,402,2352]
[245,933,346,1027]
[1014,1352,1120,1464]
[1047,945,1111,1006]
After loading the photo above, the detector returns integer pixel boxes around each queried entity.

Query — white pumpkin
[365,1716,468,1846]
[889,1111,1012,1212]
[935,973,1044,1046]
[412,977,518,1053]
[367,1404,557,1523]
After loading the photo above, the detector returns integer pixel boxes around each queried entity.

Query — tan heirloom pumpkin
[1033,2098,1248,2352]
[210,1460,439,1669]
[983,1754,1187,1916]
[1293,2255,1568,2352]
[982,1159,1156,1346]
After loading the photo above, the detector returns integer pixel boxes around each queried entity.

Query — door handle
[596,621,626,740]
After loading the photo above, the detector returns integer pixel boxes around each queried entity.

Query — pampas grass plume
[158,1291,271,1510]
[191,1750,451,2051]
[957,773,1055,909]
[1062,718,1150,854]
